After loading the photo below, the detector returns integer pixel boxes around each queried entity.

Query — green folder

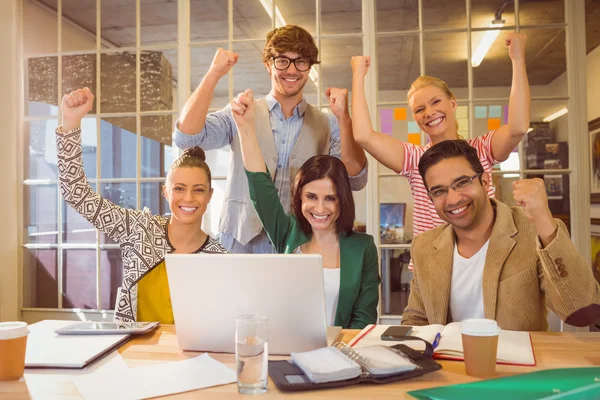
[408,368,600,400]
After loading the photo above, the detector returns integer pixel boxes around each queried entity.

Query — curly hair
[261,25,320,65]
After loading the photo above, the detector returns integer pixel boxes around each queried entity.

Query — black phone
[380,326,413,340]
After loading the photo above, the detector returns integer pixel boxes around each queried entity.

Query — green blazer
[246,169,380,329]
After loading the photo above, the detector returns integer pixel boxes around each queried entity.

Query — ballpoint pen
[432,332,441,349]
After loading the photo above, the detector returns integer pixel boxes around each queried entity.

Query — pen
[432,332,441,349]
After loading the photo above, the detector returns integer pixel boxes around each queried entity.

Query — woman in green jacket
[230,89,380,329]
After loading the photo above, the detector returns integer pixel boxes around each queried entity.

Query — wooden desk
[2,326,600,399]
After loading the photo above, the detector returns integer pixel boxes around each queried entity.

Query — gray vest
[219,98,331,245]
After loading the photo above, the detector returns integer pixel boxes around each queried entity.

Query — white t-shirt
[323,268,341,326]
[450,239,490,322]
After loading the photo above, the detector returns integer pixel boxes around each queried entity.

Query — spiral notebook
[269,340,442,392]
[291,342,418,384]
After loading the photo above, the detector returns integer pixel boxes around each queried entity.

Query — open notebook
[350,323,535,366]
[290,342,418,384]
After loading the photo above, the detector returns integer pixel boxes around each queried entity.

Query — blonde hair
[166,146,211,188]
[407,75,459,132]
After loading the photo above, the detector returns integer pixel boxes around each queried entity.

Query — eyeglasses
[427,173,482,199]
[272,56,311,72]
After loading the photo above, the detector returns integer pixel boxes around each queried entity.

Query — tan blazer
[402,199,600,331]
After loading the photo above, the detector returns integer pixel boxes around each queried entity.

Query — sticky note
[488,118,501,131]
[456,106,468,119]
[394,108,407,120]
[408,133,421,145]
[475,106,487,119]
[457,118,468,132]
[489,105,502,118]
[381,120,393,134]
[408,121,420,133]
[380,109,393,121]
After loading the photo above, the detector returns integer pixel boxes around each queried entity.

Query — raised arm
[514,178,600,327]
[231,89,299,252]
[58,88,138,243]
[178,48,238,135]
[351,56,406,173]
[491,33,530,161]
[326,87,366,176]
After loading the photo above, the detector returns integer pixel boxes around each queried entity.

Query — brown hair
[166,146,212,187]
[408,76,460,132]
[418,140,484,189]
[261,25,320,65]
[291,155,354,236]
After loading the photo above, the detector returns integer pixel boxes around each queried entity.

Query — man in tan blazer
[402,140,600,331]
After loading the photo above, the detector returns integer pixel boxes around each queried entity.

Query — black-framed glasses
[427,173,482,200]
[272,56,311,72]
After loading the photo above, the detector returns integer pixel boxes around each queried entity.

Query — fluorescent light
[471,23,504,67]
[543,108,568,122]
[258,0,286,27]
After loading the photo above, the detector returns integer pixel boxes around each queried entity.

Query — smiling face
[163,167,213,226]
[424,157,492,232]
[265,51,310,98]
[409,85,458,141]
[300,177,340,233]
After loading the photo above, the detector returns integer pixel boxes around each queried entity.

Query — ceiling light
[472,23,504,67]
[258,0,286,27]
[543,108,568,122]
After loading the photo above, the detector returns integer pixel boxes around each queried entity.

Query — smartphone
[380,326,413,340]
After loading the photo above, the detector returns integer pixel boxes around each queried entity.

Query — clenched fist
[231,89,255,131]
[208,48,239,78]
[61,87,94,131]
[512,178,552,222]
[351,56,371,77]
[325,87,349,119]
[506,32,526,63]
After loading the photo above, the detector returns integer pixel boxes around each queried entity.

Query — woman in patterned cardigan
[56,87,227,325]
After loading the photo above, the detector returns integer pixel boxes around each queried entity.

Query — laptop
[165,253,329,355]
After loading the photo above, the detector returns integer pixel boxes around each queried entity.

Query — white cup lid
[461,318,501,336]
[0,322,28,340]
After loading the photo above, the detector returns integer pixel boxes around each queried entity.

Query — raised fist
[60,87,94,130]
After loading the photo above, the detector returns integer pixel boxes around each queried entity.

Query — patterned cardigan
[56,127,227,324]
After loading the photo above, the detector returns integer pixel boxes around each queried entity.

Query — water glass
[235,315,268,394]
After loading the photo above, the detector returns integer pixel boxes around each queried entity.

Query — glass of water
[235,315,268,394]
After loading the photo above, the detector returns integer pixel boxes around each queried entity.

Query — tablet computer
[55,321,160,335]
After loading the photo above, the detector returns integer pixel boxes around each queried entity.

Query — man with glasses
[173,24,367,253]
[401,140,600,331]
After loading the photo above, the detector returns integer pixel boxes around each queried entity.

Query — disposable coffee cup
[0,322,28,381]
[460,319,500,378]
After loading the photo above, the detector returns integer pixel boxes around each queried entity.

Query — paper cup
[461,319,500,378]
[0,322,28,381]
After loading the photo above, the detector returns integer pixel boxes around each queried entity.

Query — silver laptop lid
[165,253,328,355]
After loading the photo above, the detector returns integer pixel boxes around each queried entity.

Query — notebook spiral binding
[332,342,372,378]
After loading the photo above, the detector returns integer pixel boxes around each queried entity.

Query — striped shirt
[400,131,499,237]
[173,93,368,254]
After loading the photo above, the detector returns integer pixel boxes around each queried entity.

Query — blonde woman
[351,33,530,239]
[56,87,226,325]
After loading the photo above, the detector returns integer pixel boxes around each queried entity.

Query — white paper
[72,353,236,399]
[25,320,130,368]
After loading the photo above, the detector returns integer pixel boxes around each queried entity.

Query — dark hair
[291,155,354,236]
[418,140,484,189]
[262,25,320,66]
[167,146,212,187]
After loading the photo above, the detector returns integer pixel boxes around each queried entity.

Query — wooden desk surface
[2,325,600,399]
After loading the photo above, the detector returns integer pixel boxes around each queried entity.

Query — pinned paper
[408,121,420,133]
[394,108,407,120]
[456,106,468,119]
[488,118,501,131]
[475,106,487,119]
[489,105,502,118]
[381,120,393,134]
[408,134,421,145]
[380,109,393,121]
